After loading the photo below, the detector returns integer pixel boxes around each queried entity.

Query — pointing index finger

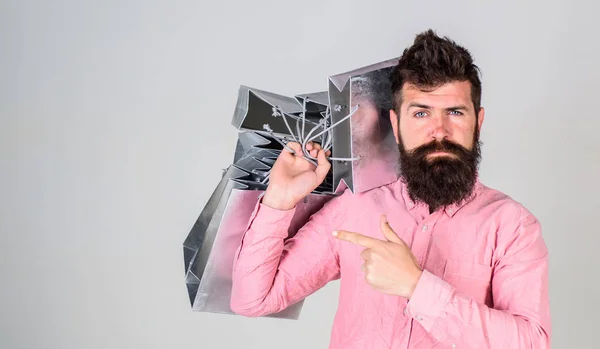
[333,230,381,248]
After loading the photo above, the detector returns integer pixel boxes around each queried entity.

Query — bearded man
[230,29,551,349]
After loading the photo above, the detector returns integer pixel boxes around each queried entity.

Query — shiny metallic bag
[183,57,400,319]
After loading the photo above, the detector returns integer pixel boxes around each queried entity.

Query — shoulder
[327,180,403,208]
[476,182,539,225]
[475,183,545,253]
[475,183,549,266]
[314,180,403,222]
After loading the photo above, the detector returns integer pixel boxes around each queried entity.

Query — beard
[398,131,481,212]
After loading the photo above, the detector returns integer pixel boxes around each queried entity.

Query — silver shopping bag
[183,180,333,319]
[183,131,335,318]
[183,57,401,318]
[328,57,401,193]
[232,86,328,141]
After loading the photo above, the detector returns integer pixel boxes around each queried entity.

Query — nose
[430,114,449,141]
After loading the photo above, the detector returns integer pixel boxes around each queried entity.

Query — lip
[428,151,451,156]
[426,151,458,159]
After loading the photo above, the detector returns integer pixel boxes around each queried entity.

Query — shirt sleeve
[229,193,345,317]
[405,209,551,348]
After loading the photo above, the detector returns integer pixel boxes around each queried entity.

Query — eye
[449,110,463,116]
[414,111,427,118]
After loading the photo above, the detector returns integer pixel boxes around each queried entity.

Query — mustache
[409,138,472,158]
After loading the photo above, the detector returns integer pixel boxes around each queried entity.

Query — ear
[477,107,485,132]
[390,109,400,144]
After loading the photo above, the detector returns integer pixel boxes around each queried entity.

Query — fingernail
[332,231,338,236]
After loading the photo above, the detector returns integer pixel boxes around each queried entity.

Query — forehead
[401,81,473,109]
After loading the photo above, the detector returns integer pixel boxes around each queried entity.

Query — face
[389,81,485,210]
[390,81,484,154]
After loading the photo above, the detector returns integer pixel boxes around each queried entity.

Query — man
[230,29,551,349]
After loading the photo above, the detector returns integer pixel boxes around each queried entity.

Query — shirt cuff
[405,269,454,332]
[242,194,298,242]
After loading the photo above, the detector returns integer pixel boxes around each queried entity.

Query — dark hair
[390,29,482,115]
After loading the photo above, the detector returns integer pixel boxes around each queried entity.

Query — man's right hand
[261,141,331,210]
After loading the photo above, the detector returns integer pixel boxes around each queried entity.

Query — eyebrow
[446,105,470,111]
[407,103,432,110]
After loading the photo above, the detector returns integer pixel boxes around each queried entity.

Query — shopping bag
[183,57,401,318]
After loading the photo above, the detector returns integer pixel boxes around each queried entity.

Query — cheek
[399,122,417,149]
[400,120,430,149]
[450,120,476,146]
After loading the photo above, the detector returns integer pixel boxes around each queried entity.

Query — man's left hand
[333,214,423,299]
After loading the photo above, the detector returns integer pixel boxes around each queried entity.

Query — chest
[338,210,497,306]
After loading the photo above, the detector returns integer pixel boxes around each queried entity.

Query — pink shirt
[230,179,551,348]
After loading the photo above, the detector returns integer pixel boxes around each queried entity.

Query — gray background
[1,0,598,348]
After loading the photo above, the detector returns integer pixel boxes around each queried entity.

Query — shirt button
[403,307,408,315]
[421,225,428,232]
[451,344,456,348]
[415,315,423,321]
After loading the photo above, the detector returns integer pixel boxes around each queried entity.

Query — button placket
[412,214,440,268]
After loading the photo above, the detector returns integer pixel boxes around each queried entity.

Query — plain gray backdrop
[1,0,599,348]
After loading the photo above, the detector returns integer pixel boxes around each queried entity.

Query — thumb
[313,149,331,183]
[380,214,403,244]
